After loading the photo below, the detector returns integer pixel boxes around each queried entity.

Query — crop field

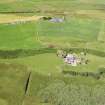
[0,0,105,105]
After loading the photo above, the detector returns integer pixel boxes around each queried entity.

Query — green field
[0,18,105,50]
[0,0,105,12]
[0,22,43,50]
[0,63,29,105]
[37,18,100,41]
[0,0,105,105]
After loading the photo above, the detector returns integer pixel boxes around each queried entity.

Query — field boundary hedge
[0,48,56,59]
[0,47,105,59]
[62,67,105,79]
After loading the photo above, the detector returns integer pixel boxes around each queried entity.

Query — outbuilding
[49,17,64,23]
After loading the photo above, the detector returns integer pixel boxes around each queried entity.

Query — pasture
[0,16,104,50]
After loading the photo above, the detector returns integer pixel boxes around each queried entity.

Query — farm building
[64,54,77,66]
[49,17,64,23]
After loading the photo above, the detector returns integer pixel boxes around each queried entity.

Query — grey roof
[49,17,64,23]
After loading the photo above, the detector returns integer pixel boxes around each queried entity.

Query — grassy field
[0,0,105,12]
[0,63,29,105]
[0,53,105,75]
[37,18,100,41]
[0,0,105,105]
[0,17,104,50]
[0,22,43,50]
[0,53,63,75]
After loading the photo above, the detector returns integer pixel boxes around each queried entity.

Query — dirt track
[0,14,44,24]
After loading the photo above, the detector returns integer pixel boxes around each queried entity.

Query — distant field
[37,18,101,41]
[0,17,102,50]
[0,0,105,12]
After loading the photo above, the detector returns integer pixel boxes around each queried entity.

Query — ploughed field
[0,0,105,105]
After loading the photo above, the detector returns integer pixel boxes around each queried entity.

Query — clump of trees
[38,80,105,105]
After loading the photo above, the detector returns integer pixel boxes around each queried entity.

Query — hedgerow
[0,47,56,59]
[62,67,105,79]
[0,47,105,59]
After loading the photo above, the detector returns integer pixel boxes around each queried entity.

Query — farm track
[0,14,44,24]
[0,9,105,24]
